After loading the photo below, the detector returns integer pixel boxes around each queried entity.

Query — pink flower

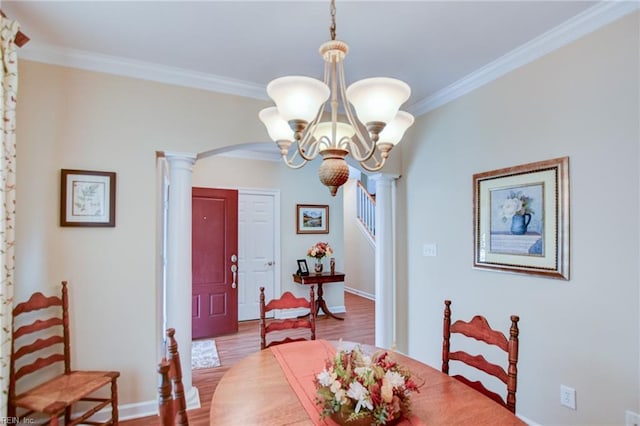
[307,242,333,259]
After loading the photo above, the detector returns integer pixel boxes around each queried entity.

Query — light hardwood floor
[122,292,374,425]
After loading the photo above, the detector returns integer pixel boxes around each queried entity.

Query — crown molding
[18,43,268,100]
[218,149,281,162]
[408,1,640,116]
[18,2,638,116]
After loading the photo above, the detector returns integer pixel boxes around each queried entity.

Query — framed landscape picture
[473,157,569,280]
[296,204,329,234]
[60,169,116,227]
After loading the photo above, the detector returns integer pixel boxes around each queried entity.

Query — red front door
[192,187,238,338]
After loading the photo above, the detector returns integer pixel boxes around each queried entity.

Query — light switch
[423,243,437,257]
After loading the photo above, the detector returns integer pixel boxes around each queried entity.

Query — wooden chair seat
[13,371,118,413]
[259,286,315,350]
[442,299,520,413]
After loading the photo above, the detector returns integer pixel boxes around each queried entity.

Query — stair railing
[356,181,375,240]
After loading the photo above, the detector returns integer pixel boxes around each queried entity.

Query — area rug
[191,339,221,369]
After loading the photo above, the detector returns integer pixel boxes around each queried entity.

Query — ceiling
[2,1,633,157]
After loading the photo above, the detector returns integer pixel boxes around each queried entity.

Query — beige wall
[14,10,639,422]
[398,13,639,424]
[13,61,324,407]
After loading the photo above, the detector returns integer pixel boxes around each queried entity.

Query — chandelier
[259,0,414,196]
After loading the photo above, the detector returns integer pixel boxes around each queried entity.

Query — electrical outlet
[560,385,576,410]
[626,410,640,426]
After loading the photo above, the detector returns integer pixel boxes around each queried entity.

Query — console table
[292,272,345,320]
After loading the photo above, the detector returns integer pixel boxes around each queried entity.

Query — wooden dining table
[210,340,526,425]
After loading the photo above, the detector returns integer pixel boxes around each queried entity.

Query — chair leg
[65,406,71,424]
[111,376,119,424]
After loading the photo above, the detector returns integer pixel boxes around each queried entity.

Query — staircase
[344,178,376,300]
[356,180,375,240]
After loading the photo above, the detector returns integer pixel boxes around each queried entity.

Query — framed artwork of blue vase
[473,157,570,280]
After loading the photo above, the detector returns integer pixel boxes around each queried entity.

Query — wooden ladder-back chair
[442,299,520,413]
[8,281,120,425]
[158,328,188,426]
[259,286,315,350]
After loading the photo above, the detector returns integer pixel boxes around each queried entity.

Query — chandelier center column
[371,173,399,349]
[164,151,200,409]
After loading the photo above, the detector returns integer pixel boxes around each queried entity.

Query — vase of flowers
[499,190,534,235]
[315,345,420,426]
[307,242,333,275]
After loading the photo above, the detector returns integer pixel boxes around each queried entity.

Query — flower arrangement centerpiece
[499,190,535,235]
[315,345,420,426]
[307,241,333,273]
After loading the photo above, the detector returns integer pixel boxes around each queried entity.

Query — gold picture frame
[473,157,569,280]
[296,204,329,234]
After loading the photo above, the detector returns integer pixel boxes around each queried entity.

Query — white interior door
[238,190,279,321]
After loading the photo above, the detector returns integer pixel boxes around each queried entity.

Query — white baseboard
[326,305,345,315]
[117,399,158,421]
[186,386,202,410]
[345,286,375,301]
[89,385,201,422]
[277,305,346,319]
[517,413,540,425]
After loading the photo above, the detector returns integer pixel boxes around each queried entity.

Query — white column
[164,151,201,409]
[371,173,399,349]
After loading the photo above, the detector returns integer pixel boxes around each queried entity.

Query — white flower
[330,380,342,394]
[500,198,523,220]
[354,366,371,378]
[317,369,336,387]
[346,381,373,413]
[384,370,406,388]
[334,388,348,404]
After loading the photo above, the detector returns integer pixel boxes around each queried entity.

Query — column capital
[163,151,197,164]
[370,173,400,183]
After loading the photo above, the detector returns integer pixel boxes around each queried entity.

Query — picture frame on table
[296,204,329,234]
[60,169,116,227]
[296,259,310,276]
[473,157,569,280]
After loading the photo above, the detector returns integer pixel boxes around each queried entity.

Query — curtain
[0,16,19,417]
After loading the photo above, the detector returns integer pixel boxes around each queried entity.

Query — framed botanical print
[60,169,116,227]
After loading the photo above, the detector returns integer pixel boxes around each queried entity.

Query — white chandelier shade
[258,0,415,196]
[258,106,293,142]
[266,76,330,123]
[378,111,415,145]
[345,77,411,126]
[312,121,355,145]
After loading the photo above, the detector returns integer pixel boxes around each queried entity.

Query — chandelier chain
[330,0,336,41]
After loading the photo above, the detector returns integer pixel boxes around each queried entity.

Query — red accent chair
[259,286,316,350]
[442,299,520,413]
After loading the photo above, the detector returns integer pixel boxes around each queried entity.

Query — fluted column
[164,152,200,409]
[371,173,399,349]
